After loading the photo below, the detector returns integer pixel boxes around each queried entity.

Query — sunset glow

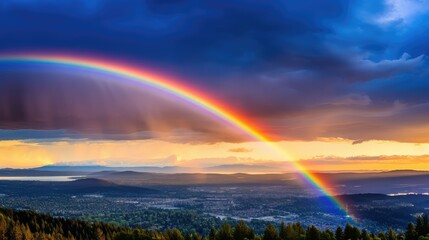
[2,0,429,228]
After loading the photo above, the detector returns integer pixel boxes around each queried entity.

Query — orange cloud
[298,155,429,172]
[228,147,253,153]
[2,138,429,171]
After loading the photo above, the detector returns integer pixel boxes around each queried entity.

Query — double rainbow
[0,53,353,219]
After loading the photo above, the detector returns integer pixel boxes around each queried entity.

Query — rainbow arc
[0,53,354,219]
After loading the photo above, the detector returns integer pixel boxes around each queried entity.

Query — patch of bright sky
[2,138,429,169]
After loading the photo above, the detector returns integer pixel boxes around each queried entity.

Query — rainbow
[0,53,353,219]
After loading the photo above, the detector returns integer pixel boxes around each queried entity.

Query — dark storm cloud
[0,67,248,142]
[1,0,429,142]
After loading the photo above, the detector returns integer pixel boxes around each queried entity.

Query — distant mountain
[1,168,429,195]
[382,169,429,176]
[92,171,299,186]
[66,178,118,188]
[33,163,282,174]
[3,166,429,195]
[33,165,192,173]
[33,165,114,172]
[0,177,159,196]
[60,178,159,194]
[0,168,83,176]
[83,170,429,195]
[4,163,283,177]
[205,164,278,172]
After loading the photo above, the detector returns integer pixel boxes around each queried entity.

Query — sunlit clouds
[2,138,429,171]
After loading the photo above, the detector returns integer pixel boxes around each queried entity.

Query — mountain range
[1,165,429,195]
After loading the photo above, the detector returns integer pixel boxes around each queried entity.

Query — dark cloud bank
[1,0,429,143]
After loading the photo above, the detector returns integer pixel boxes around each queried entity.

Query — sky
[1,0,429,171]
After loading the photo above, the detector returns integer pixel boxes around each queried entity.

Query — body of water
[0,176,81,182]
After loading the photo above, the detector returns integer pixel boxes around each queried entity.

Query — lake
[0,176,81,182]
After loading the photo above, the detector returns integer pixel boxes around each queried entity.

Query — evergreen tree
[281,223,298,240]
[263,224,279,240]
[294,223,306,236]
[0,207,428,240]
[215,224,233,240]
[361,229,370,240]
[95,227,105,240]
[406,223,417,240]
[280,222,288,240]
[378,231,387,240]
[209,227,216,240]
[248,227,256,240]
[234,221,250,240]
[351,226,360,240]
[344,224,353,240]
[417,216,424,237]
[397,230,405,240]
[321,229,335,240]
[306,225,321,240]
[0,215,7,239]
[165,228,185,240]
[335,227,343,240]
[388,228,397,240]
[192,232,202,240]
[423,214,429,236]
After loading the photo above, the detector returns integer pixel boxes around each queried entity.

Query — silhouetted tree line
[0,208,429,240]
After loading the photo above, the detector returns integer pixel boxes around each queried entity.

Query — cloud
[352,140,365,145]
[295,154,429,171]
[228,147,253,153]
[300,154,429,165]
[1,0,429,143]
[0,68,249,142]
[375,0,429,25]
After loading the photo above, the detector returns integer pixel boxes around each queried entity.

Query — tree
[335,227,343,240]
[388,228,397,240]
[344,224,353,240]
[280,222,288,240]
[417,216,424,237]
[216,224,233,240]
[248,227,256,240]
[21,224,33,240]
[321,229,335,240]
[361,229,370,240]
[234,221,250,240]
[378,231,387,240]
[280,223,297,240]
[406,223,417,240]
[306,225,320,240]
[423,214,429,236]
[294,223,306,237]
[165,228,185,240]
[192,232,202,240]
[95,227,105,240]
[1,206,429,240]
[0,214,7,239]
[209,227,216,240]
[397,230,405,240]
[6,224,23,240]
[351,227,360,240]
[263,224,279,240]
[113,232,133,240]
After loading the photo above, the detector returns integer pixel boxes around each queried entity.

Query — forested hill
[0,208,429,240]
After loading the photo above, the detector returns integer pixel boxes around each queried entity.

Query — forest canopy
[0,208,428,240]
